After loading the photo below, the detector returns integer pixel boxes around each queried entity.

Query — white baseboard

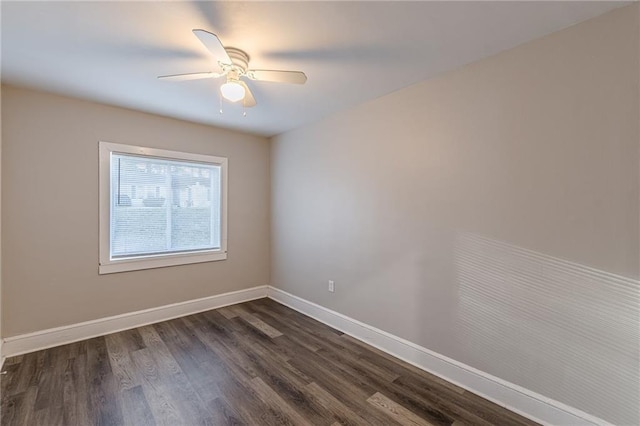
[1,285,268,358]
[267,286,610,426]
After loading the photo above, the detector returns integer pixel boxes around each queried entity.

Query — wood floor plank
[33,345,68,411]
[367,392,436,426]
[227,316,292,364]
[62,357,82,426]
[209,396,245,426]
[0,298,539,426]
[250,376,313,426]
[253,299,343,338]
[104,333,140,392]
[239,313,283,338]
[67,340,88,361]
[250,309,322,352]
[286,350,404,426]
[303,381,371,426]
[2,356,23,367]
[252,303,406,389]
[316,346,401,383]
[138,326,214,425]
[306,347,453,425]
[6,352,37,397]
[153,319,224,404]
[192,312,265,380]
[248,305,454,426]
[28,352,46,391]
[0,363,21,398]
[117,328,147,352]
[129,347,184,426]
[251,305,351,356]
[255,302,464,425]
[340,362,455,425]
[393,374,531,426]
[32,407,54,426]
[64,352,91,426]
[121,385,156,426]
[217,305,241,319]
[335,338,491,425]
[186,312,299,426]
[198,315,330,424]
[225,329,330,424]
[0,387,37,426]
[339,334,466,395]
[253,304,391,383]
[84,337,124,426]
[217,372,283,425]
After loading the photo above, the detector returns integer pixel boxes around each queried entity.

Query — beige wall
[1,86,270,337]
[271,5,639,424]
[0,86,3,360]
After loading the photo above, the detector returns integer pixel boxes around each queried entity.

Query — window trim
[98,141,228,274]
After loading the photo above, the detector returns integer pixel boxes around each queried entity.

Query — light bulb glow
[220,81,245,102]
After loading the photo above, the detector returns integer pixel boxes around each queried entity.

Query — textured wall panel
[455,233,639,425]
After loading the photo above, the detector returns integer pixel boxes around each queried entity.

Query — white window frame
[99,141,228,274]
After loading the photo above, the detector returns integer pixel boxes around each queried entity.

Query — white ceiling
[1,1,628,137]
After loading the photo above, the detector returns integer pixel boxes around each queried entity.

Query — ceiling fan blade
[157,71,224,81]
[238,80,256,108]
[246,69,307,85]
[192,29,231,65]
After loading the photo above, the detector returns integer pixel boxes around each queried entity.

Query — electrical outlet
[328,280,335,292]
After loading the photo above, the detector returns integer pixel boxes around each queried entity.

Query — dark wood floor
[1,298,538,425]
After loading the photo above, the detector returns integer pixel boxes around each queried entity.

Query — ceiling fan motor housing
[223,48,250,75]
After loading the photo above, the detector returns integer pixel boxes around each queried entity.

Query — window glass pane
[171,163,221,251]
[110,153,220,259]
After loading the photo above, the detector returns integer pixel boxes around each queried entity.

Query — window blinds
[110,153,221,259]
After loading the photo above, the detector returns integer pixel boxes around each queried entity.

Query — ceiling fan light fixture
[220,80,245,102]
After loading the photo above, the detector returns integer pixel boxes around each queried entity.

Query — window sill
[99,251,227,274]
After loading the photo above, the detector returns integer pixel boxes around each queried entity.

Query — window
[99,142,227,274]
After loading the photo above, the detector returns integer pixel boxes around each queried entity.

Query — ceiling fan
[158,29,307,108]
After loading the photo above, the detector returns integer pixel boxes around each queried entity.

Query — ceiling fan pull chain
[219,95,224,115]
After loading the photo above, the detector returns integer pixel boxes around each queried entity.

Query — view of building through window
[110,154,222,258]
